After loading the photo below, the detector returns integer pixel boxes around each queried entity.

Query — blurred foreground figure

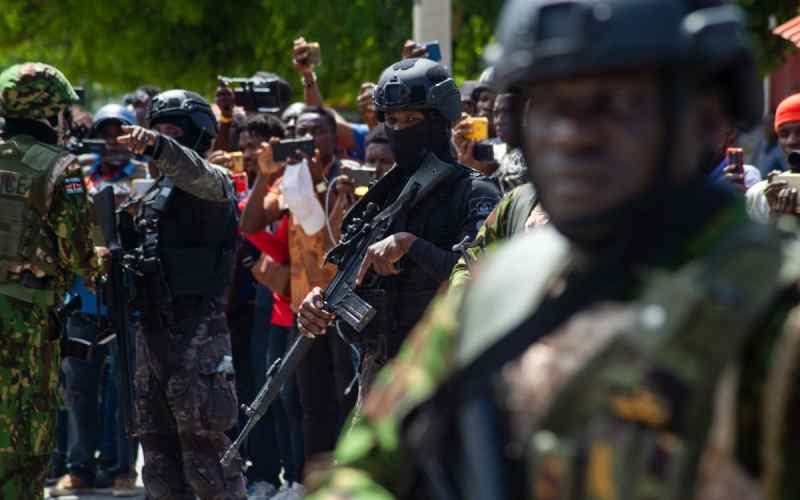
[308,1,800,499]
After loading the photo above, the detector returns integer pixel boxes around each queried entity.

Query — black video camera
[218,76,288,114]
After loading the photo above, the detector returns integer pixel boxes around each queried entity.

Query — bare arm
[299,72,357,151]
[301,70,324,107]
[239,173,283,234]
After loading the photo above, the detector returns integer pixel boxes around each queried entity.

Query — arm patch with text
[469,196,497,229]
[63,176,86,195]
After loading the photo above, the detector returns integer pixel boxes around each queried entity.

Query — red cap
[775,93,800,132]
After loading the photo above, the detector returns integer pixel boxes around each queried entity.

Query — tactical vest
[0,134,69,305]
[410,210,800,500]
[400,166,471,288]
[137,177,237,302]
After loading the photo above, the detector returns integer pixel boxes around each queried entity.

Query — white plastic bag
[281,159,326,235]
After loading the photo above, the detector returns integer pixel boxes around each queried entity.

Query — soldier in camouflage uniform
[0,62,98,499]
[307,1,800,499]
[116,90,246,500]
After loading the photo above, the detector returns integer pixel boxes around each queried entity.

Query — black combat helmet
[147,89,218,153]
[487,0,762,131]
[373,58,461,123]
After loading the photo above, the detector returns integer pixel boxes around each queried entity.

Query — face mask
[385,112,455,170]
[386,120,430,170]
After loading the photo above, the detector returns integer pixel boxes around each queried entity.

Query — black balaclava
[386,110,454,171]
[2,117,58,145]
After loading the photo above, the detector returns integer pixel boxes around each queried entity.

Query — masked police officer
[297,58,501,389]
[0,62,99,499]
[116,90,246,500]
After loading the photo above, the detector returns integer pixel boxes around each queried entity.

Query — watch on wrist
[315,180,328,194]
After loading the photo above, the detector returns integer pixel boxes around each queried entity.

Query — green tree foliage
[0,0,500,108]
[0,0,796,109]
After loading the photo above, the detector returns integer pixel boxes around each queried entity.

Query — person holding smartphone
[239,105,361,463]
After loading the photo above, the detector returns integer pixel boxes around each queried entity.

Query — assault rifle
[95,185,137,437]
[220,154,459,466]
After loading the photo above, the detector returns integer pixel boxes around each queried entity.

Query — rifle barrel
[220,334,315,465]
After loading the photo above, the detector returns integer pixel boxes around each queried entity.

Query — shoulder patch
[63,175,85,195]
[468,195,497,219]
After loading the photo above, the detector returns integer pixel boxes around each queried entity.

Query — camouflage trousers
[0,295,60,454]
[135,301,246,500]
[0,294,57,500]
[0,452,50,500]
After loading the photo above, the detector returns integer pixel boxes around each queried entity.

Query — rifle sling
[374,159,461,227]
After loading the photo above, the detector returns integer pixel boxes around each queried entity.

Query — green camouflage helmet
[0,62,79,120]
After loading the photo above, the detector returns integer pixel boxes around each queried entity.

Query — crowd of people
[3,0,800,499]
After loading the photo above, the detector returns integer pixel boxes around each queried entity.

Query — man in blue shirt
[50,104,141,498]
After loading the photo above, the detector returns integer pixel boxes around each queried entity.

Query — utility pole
[413,0,452,70]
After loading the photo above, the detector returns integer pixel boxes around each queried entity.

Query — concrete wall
[413,0,452,70]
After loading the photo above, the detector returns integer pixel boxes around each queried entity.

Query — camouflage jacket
[0,146,99,456]
[0,141,99,296]
[307,200,800,500]
[450,183,538,292]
